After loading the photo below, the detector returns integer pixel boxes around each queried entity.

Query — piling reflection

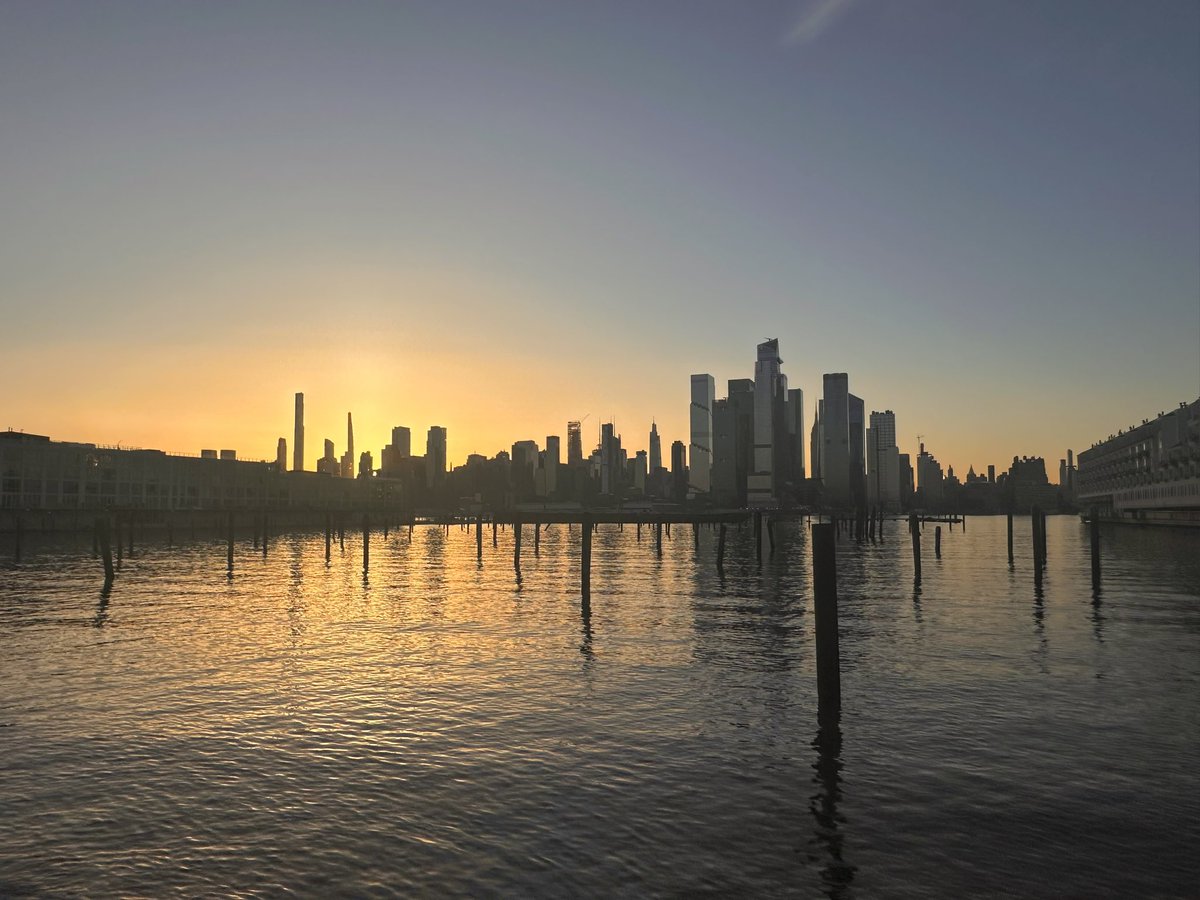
[809,716,855,898]
[93,582,112,628]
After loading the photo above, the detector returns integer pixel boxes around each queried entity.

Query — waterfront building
[670,439,688,503]
[748,339,786,507]
[426,427,447,488]
[0,430,394,514]
[339,413,355,478]
[649,421,662,474]
[1076,398,1200,523]
[786,388,805,484]
[511,440,538,501]
[293,392,305,472]
[915,443,945,508]
[317,439,339,476]
[567,421,583,467]
[544,435,560,497]
[689,374,715,495]
[867,410,901,512]
[821,374,851,507]
[848,393,865,507]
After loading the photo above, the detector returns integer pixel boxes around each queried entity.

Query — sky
[2,0,1197,477]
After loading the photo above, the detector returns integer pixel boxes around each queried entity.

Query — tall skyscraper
[426,426,447,488]
[748,339,786,507]
[867,410,900,511]
[821,374,851,507]
[670,439,688,502]
[849,393,865,507]
[649,421,662,472]
[729,378,755,506]
[276,437,287,472]
[711,398,736,505]
[293,392,305,472]
[810,399,823,482]
[600,423,622,495]
[544,435,560,496]
[341,412,355,478]
[567,421,583,466]
[391,426,411,458]
[689,374,715,495]
[786,387,805,483]
[511,440,538,500]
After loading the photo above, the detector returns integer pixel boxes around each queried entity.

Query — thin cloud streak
[786,0,858,45]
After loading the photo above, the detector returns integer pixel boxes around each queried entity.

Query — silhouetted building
[511,440,538,501]
[341,413,355,478]
[275,437,287,472]
[426,427,447,489]
[649,421,662,474]
[785,387,805,487]
[867,410,901,512]
[567,421,583,467]
[293,392,305,472]
[318,439,339,475]
[358,451,373,479]
[689,373,715,495]
[670,439,688,503]
[821,374,851,507]
[916,443,945,508]
[749,339,786,507]
[1076,398,1200,523]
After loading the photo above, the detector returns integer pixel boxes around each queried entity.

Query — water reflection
[809,717,855,898]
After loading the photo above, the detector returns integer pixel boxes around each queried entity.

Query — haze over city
[2,0,1197,471]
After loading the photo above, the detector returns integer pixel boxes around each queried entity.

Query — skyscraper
[849,393,865,507]
[689,374,715,495]
[544,435,560,496]
[786,387,805,484]
[649,421,662,473]
[567,421,583,466]
[670,439,688,502]
[426,426,447,488]
[748,339,786,507]
[821,374,851,507]
[867,410,901,511]
[341,412,355,478]
[293,392,305,472]
[276,437,287,472]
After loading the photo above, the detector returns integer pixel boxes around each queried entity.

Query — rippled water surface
[2,516,1198,897]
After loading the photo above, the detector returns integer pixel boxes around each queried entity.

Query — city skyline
[2,2,1197,481]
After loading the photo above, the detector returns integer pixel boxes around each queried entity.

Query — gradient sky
[2,0,1198,477]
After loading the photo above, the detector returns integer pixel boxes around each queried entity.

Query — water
[1,517,1197,897]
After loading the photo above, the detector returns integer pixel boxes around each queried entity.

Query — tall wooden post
[362,515,370,574]
[1032,505,1043,570]
[477,511,484,560]
[812,523,841,718]
[909,512,921,581]
[325,511,332,562]
[655,521,663,558]
[717,523,727,572]
[1090,508,1101,587]
[226,510,234,573]
[98,517,115,583]
[534,520,540,553]
[694,520,700,552]
[935,525,942,558]
[1007,513,1014,564]
[581,514,592,602]
[492,519,497,548]
[513,517,522,572]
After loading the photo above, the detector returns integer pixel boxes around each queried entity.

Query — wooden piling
[325,512,332,562]
[534,520,540,553]
[253,515,260,550]
[1032,506,1043,570]
[717,523,727,571]
[476,512,483,560]
[655,521,663,558]
[513,517,522,572]
[262,513,268,557]
[1090,508,1101,587]
[694,520,700,552]
[811,523,841,718]
[362,515,370,574]
[226,510,234,572]
[909,512,921,581]
[98,517,115,583]
[1007,513,1014,564]
[754,511,763,562]
[637,522,642,542]
[767,518,776,555]
[492,519,497,548]
[935,525,942,558]
[581,514,592,601]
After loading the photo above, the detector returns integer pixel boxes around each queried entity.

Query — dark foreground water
[1,516,1197,898]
